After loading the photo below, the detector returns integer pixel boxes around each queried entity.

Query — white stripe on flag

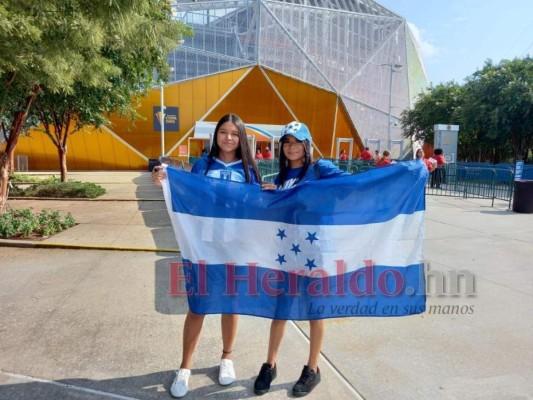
[170,210,423,275]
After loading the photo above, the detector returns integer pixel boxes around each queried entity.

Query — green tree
[401,82,463,145]
[461,57,533,162]
[32,84,134,182]
[402,56,533,163]
[0,0,190,211]
[30,5,192,182]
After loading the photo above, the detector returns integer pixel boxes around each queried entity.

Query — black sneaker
[292,365,321,397]
[254,363,277,395]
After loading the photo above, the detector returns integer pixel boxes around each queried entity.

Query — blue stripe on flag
[173,262,425,320]
[167,160,427,225]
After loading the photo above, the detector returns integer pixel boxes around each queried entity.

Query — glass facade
[169,0,427,152]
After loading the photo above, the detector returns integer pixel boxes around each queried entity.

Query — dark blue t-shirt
[275,159,349,189]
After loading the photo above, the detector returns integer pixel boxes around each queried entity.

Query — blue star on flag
[305,232,318,244]
[276,228,287,241]
[305,258,317,270]
[291,243,301,255]
[276,254,287,265]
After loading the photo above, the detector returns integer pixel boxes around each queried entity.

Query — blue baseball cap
[280,121,312,142]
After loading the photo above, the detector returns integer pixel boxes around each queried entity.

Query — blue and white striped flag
[163,160,427,320]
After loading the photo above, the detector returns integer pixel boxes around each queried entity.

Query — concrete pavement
[1,171,532,399]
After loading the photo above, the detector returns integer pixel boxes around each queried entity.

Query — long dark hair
[277,138,313,186]
[206,114,261,183]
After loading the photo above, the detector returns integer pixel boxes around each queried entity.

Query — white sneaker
[170,369,191,398]
[218,358,235,386]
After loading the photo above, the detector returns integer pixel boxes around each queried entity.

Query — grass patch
[0,208,76,238]
[10,180,106,198]
[9,173,59,184]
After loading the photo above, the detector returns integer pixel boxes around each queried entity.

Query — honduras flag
[162,160,427,320]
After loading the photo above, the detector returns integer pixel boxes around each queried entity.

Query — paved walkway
[1,171,532,399]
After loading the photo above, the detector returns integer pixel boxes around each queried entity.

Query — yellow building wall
[107,67,251,159]
[14,126,147,171]
[15,65,364,170]
[333,99,365,158]
[205,67,294,124]
[263,68,363,158]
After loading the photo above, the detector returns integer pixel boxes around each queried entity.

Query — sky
[376,0,533,85]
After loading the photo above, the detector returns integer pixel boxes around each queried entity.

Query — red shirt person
[339,149,348,160]
[360,147,373,161]
[430,148,446,188]
[375,150,392,167]
[416,149,435,172]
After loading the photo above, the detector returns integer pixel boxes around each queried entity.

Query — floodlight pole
[387,68,393,150]
[384,63,403,150]
[160,80,166,157]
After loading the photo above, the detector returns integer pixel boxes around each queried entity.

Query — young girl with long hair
[153,113,260,398]
[255,121,349,397]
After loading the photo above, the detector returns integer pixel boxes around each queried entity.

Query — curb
[0,240,179,253]
[8,197,164,201]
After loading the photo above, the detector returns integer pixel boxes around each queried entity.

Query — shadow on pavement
[154,255,189,315]
[130,174,188,316]
[479,210,514,215]
[133,174,177,250]
[0,368,284,399]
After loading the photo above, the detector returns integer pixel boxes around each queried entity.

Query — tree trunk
[511,134,526,161]
[493,149,499,164]
[9,150,15,174]
[0,154,10,213]
[0,85,41,213]
[0,119,22,213]
[59,145,68,182]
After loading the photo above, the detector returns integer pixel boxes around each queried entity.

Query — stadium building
[14,0,427,171]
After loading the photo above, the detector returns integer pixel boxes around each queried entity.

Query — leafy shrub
[0,208,76,239]
[10,181,106,198]
[9,173,59,184]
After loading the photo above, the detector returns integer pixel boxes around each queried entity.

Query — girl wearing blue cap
[153,113,261,398]
[255,121,349,397]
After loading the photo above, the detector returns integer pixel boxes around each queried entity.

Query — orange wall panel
[17,125,147,171]
[264,69,339,157]
[16,66,365,170]
[106,67,250,160]
[16,132,58,171]
[207,67,292,124]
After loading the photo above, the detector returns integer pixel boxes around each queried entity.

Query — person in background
[416,148,435,172]
[339,149,348,161]
[374,149,381,162]
[255,121,350,397]
[430,148,446,188]
[264,146,272,160]
[153,113,261,398]
[375,150,392,167]
[256,148,264,160]
[360,147,373,161]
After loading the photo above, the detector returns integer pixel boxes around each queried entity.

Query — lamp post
[159,67,175,157]
[160,80,166,157]
[384,63,403,150]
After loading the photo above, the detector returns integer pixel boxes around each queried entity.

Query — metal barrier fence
[323,159,375,174]
[258,159,375,179]
[189,157,517,207]
[425,164,515,207]
[256,160,278,178]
